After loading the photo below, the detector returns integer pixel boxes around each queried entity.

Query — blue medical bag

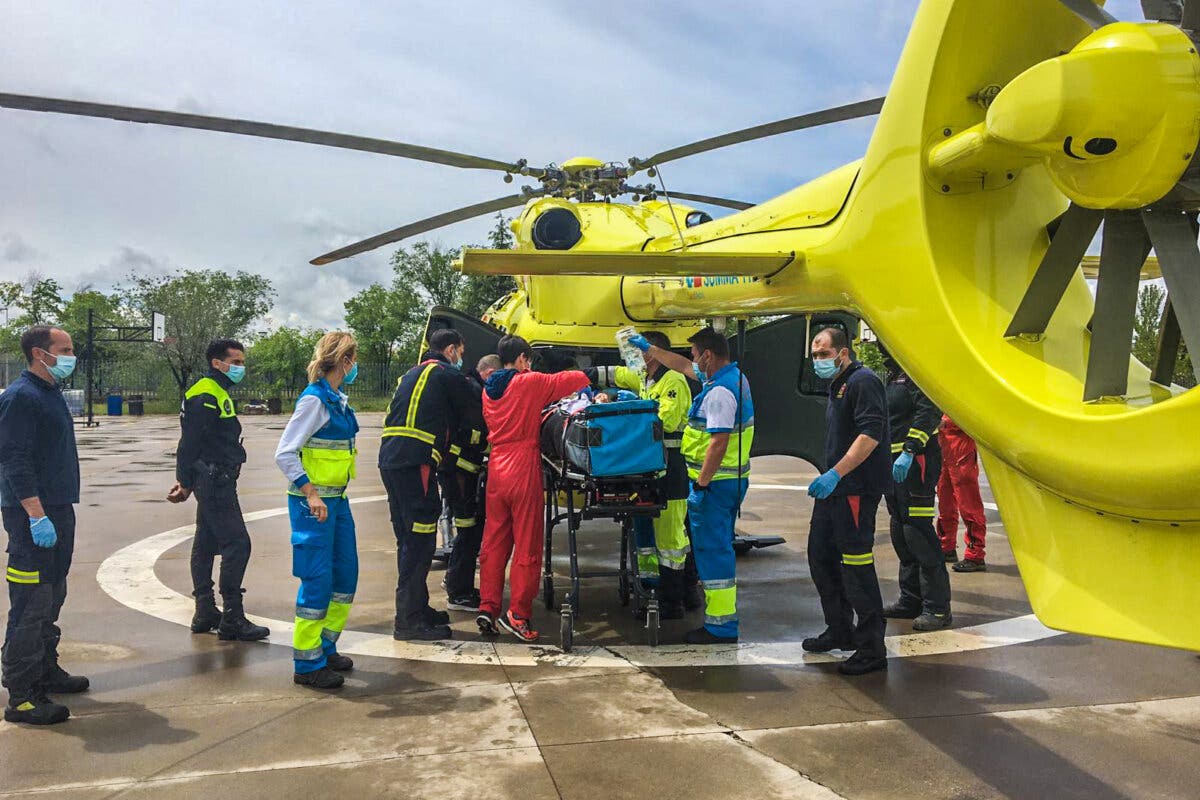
[542,399,666,477]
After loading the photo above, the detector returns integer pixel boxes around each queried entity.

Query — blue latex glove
[687,483,708,508]
[892,451,914,483]
[615,389,638,401]
[579,386,595,399]
[628,333,651,352]
[807,469,841,499]
[29,516,57,548]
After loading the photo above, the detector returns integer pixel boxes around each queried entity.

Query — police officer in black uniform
[168,338,269,642]
[440,353,498,612]
[380,329,482,640]
[803,327,891,676]
[879,343,952,631]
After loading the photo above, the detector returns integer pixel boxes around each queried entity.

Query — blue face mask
[812,357,839,380]
[454,358,463,369]
[224,363,246,384]
[343,362,359,385]
[692,363,706,383]
[42,353,76,382]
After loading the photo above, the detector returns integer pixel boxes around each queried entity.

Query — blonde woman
[274,332,361,689]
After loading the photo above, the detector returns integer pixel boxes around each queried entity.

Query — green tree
[247,326,325,396]
[15,276,64,326]
[1132,283,1195,387]
[458,213,518,317]
[344,283,422,368]
[390,242,464,308]
[123,269,275,395]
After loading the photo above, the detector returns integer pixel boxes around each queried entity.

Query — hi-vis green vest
[681,362,755,481]
[288,381,359,498]
[185,377,235,418]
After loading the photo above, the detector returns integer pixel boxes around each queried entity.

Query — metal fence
[0,356,407,401]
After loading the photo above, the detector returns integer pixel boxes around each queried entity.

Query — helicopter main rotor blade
[1058,0,1120,28]
[664,191,753,211]
[0,92,538,175]
[629,97,884,171]
[310,192,540,265]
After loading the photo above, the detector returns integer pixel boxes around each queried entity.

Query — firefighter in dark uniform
[804,327,891,676]
[380,329,482,640]
[439,353,499,612]
[879,343,952,631]
[168,338,269,642]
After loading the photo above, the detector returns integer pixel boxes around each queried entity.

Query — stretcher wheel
[560,606,574,652]
[646,601,659,648]
[542,576,555,611]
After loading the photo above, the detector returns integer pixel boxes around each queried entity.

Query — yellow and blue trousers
[290,495,358,674]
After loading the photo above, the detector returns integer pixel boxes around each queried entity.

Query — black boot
[218,595,270,641]
[802,628,855,653]
[190,593,222,633]
[657,568,686,620]
[325,653,354,672]
[294,667,344,689]
[4,693,70,725]
[43,665,89,694]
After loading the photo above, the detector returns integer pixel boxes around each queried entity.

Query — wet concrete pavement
[1,413,1197,799]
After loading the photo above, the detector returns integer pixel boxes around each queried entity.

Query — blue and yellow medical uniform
[275,378,360,674]
[682,362,754,639]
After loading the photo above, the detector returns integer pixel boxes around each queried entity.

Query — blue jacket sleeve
[0,387,40,502]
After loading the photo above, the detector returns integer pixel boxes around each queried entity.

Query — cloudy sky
[2,1,1143,329]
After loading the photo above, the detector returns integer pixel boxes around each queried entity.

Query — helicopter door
[422,306,505,366]
[729,312,860,470]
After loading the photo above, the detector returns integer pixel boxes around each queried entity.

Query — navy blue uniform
[0,371,80,701]
[884,368,950,615]
[808,361,888,658]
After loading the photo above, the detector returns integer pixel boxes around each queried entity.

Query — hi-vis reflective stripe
[907,428,930,445]
[453,517,477,528]
[412,521,438,534]
[841,552,875,566]
[381,426,435,444]
[891,442,906,453]
[449,445,481,473]
[295,606,327,620]
[6,567,39,584]
[909,506,936,518]
[304,437,354,450]
[287,482,347,497]
[469,429,483,445]
[406,363,439,429]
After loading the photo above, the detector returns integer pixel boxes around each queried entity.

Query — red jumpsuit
[936,415,988,563]
[479,369,589,620]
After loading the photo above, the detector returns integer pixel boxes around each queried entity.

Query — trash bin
[106,393,123,416]
[127,394,145,416]
[64,389,85,417]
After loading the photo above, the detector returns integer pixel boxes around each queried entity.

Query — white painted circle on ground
[96,493,1059,668]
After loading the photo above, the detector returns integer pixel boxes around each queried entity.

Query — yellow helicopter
[4,0,1200,650]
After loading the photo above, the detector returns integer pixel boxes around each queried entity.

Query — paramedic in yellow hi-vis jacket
[274,332,360,690]
[586,330,692,618]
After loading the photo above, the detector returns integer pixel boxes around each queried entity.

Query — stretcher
[541,456,665,652]
[539,396,667,651]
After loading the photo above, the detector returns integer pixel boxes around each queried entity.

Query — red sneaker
[497,610,539,642]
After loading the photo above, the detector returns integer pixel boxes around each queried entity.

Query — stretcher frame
[541,455,666,652]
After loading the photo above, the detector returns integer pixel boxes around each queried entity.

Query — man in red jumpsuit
[936,414,988,572]
[475,335,588,642]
